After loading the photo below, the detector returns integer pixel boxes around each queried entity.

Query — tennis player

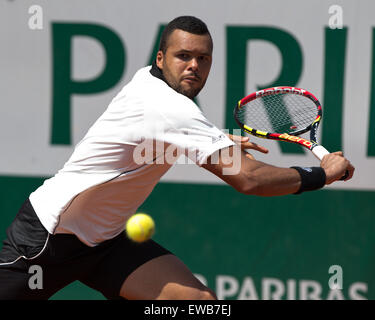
[0,16,354,300]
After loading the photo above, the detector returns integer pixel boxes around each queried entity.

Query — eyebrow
[175,49,212,56]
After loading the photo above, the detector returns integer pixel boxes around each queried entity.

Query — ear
[156,51,164,69]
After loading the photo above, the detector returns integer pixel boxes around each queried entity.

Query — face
[156,29,213,99]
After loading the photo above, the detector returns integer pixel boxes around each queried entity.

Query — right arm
[201,145,354,196]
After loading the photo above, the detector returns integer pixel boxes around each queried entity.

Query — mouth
[182,75,200,83]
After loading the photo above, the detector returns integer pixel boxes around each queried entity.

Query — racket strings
[237,93,318,134]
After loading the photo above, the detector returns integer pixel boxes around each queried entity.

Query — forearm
[204,150,303,196]
[203,146,332,197]
[242,161,302,196]
[242,159,327,196]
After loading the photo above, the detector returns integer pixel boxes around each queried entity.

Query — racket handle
[312,145,349,181]
[311,145,330,161]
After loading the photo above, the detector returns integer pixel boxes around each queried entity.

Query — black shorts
[0,199,171,300]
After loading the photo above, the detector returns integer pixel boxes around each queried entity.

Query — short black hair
[159,16,212,53]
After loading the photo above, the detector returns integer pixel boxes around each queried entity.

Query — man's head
[156,16,213,99]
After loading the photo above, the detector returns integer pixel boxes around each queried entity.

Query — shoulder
[133,67,204,125]
[114,66,207,128]
[120,66,187,103]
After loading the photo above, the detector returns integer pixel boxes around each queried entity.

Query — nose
[188,57,199,72]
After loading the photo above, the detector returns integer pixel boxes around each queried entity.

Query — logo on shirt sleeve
[211,134,227,144]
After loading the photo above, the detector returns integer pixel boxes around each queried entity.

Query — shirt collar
[149,60,195,101]
[150,60,167,84]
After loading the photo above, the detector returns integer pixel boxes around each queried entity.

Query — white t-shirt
[29,66,235,246]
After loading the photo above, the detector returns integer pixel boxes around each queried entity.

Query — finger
[344,163,355,181]
[237,136,250,143]
[226,133,269,153]
[241,142,269,154]
[331,151,344,156]
[227,134,249,143]
[245,152,255,160]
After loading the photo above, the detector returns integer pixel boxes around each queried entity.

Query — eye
[198,55,211,62]
[177,53,190,60]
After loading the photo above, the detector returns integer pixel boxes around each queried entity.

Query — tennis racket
[233,86,349,179]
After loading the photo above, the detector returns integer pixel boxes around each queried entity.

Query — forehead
[166,29,213,55]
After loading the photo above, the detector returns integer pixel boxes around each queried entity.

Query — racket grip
[312,145,349,181]
[311,145,330,161]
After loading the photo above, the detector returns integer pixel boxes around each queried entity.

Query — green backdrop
[1,176,373,299]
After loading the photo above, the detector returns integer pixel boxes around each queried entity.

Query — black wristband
[290,166,326,194]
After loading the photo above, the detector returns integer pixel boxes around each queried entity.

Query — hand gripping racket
[233,86,349,179]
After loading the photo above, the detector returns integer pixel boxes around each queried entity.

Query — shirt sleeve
[144,94,235,166]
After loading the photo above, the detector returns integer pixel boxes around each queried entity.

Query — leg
[0,198,101,300]
[120,254,217,300]
[79,232,216,300]
[0,260,42,300]
[0,199,65,300]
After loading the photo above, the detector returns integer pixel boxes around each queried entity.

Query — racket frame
[233,86,328,160]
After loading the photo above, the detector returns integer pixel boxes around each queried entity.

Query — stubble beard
[162,68,205,99]
[174,83,203,100]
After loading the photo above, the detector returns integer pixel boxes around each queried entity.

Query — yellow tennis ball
[126,213,155,242]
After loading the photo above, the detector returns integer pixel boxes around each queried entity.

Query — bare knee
[120,254,218,300]
[157,284,217,300]
[187,287,217,300]
[198,288,217,300]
